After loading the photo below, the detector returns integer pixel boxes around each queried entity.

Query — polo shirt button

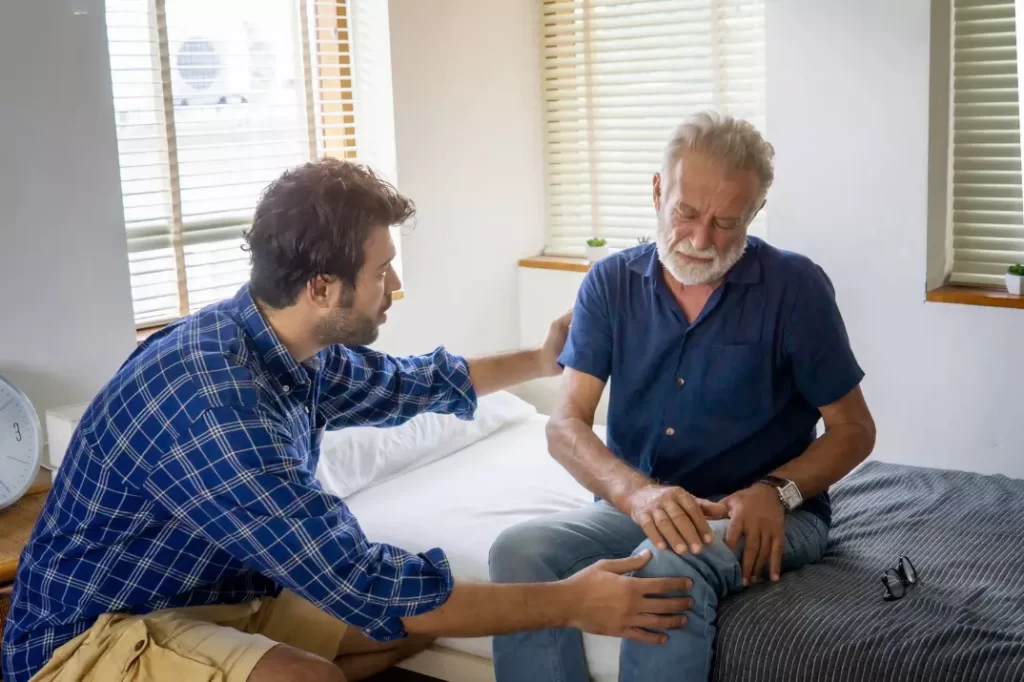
[677,377,685,387]
[281,385,291,394]
[665,427,676,436]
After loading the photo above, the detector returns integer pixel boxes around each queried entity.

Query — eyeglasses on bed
[881,554,918,601]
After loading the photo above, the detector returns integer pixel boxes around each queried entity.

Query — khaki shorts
[29,590,348,682]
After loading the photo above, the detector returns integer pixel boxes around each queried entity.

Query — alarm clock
[0,374,43,510]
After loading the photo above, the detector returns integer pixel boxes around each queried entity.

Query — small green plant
[1008,264,1024,276]
[636,235,651,245]
[586,237,607,247]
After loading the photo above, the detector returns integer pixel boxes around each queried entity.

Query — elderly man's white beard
[655,218,747,286]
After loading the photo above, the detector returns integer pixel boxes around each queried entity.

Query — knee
[488,522,566,583]
[632,539,702,581]
[632,538,737,596]
[251,643,346,682]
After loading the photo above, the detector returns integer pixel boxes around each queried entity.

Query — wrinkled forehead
[667,151,761,206]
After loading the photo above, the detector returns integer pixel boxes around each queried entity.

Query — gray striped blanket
[713,460,1024,682]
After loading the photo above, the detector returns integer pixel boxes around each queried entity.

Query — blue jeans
[489,500,829,682]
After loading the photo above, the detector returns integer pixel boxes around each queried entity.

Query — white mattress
[345,414,622,679]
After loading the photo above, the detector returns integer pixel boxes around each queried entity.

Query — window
[946,0,1024,287]
[539,0,766,258]
[105,0,396,328]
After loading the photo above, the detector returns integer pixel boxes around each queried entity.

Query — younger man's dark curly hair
[243,158,414,309]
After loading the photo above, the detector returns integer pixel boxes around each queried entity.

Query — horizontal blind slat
[108,0,361,326]
[950,0,1024,279]
[541,0,765,253]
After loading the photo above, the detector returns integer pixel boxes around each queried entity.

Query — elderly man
[489,112,876,682]
[3,160,693,682]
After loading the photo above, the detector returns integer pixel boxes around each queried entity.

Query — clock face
[0,376,42,510]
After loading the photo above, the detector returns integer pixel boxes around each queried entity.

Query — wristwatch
[758,475,803,512]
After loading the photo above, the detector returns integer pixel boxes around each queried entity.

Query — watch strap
[758,475,802,512]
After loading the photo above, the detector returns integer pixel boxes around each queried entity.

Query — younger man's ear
[307,275,336,309]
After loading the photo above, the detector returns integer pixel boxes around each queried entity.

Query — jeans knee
[631,539,702,582]
[488,522,565,583]
[631,536,738,596]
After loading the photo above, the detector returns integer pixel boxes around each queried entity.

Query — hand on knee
[630,537,739,600]
[631,540,701,581]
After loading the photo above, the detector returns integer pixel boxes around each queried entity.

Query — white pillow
[315,390,538,498]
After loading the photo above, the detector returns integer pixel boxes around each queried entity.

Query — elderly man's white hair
[661,111,775,209]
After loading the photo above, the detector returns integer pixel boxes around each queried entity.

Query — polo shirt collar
[626,238,762,285]
[233,285,311,391]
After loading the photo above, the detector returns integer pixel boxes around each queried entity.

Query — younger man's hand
[563,551,693,644]
[538,310,572,376]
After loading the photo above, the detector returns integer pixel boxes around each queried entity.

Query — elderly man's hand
[538,310,572,376]
[624,484,726,556]
[714,484,786,585]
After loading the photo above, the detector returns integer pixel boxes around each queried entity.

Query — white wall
[766,0,1024,477]
[0,0,136,442]
[375,0,547,358]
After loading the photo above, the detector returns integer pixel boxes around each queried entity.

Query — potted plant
[636,235,652,246]
[1007,264,1024,295]
[585,237,609,262]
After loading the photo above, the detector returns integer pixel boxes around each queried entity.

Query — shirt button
[281,385,291,394]
[304,405,311,414]
[677,377,685,387]
[134,640,145,652]
[665,427,676,436]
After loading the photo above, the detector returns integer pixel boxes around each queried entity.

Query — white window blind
[539,0,766,258]
[949,0,1024,286]
[106,0,364,327]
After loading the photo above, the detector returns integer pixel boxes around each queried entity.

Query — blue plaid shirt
[2,286,476,682]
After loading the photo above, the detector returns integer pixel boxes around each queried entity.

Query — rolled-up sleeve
[145,406,453,640]
[559,265,614,382]
[318,345,477,429]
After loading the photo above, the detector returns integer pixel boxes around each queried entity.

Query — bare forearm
[773,422,875,498]
[402,580,569,637]
[547,416,650,511]
[467,350,546,396]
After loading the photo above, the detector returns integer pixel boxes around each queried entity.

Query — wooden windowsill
[518,256,592,273]
[926,285,1024,310]
[136,325,165,344]
[135,290,406,344]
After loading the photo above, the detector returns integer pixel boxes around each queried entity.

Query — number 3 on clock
[13,422,21,442]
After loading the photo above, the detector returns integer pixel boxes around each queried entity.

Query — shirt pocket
[698,342,773,420]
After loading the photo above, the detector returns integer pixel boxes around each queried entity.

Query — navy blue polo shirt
[559,237,864,526]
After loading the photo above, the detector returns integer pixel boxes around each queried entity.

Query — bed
[325,396,1024,682]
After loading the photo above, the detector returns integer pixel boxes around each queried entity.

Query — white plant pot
[585,245,610,262]
[1006,273,1024,295]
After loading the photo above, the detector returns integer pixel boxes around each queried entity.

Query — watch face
[779,482,802,509]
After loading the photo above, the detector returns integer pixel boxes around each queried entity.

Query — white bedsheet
[344,414,622,679]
